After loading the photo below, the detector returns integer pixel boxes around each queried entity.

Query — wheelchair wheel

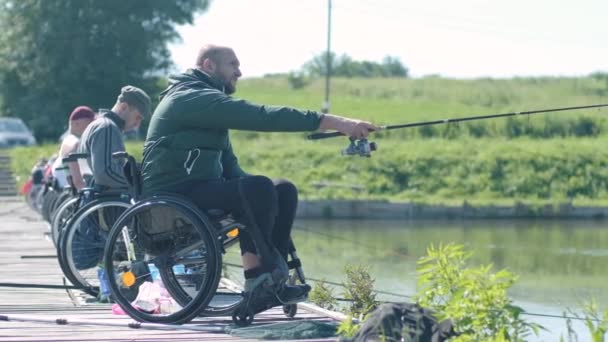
[58,198,130,297]
[41,188,61,223]
[104,196,221,324]
[25,184,44,213]
[197,220,245,317]
[50,196,79,248]
[194,277,244,317]
[49,190,72,223]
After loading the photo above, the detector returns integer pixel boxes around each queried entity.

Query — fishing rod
[0,313,226,333]
[307,103,608,157]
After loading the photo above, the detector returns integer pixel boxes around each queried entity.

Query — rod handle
[307,131,345,140]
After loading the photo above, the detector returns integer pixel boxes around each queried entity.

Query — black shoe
[276,283,311,305]
[269,248,289,285]
[242,273,281,315]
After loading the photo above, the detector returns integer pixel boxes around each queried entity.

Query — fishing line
[225,262,603,322]
[292,224,416,260]
[222,262,411,299]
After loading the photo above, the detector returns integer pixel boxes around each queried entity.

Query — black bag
[136,206,195,255]
[341,302,456,342]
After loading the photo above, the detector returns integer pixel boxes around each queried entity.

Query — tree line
[0,0,407,141]
[301,52,408,78]
[0,0,209,141]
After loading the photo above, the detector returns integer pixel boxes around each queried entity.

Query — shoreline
[296,199,608,219]
[4,195,607,220]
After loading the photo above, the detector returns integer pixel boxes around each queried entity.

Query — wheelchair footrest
[287,259,302,270]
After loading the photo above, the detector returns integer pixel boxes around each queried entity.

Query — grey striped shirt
[77,110,127,190]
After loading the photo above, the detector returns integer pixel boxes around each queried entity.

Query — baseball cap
[69,106,96,121]
[117,85,151,118]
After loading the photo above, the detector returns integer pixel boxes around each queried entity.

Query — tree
[0,0,210,141]
[381,56,408,77]
[302,52,408,78]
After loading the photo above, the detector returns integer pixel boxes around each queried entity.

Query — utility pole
[321,0,332,113]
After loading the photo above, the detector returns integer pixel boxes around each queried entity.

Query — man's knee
[240,175,278,212]
[274,179,298,201]
[242,175,275,197]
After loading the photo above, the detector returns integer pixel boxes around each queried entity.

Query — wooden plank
[0,198,340,341]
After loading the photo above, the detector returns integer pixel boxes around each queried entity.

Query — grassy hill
[238,75,608,138]
[10,75,608,206]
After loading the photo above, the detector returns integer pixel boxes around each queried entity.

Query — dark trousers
[173,176,298,266]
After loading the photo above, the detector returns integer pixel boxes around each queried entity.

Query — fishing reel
[341,137,377,157]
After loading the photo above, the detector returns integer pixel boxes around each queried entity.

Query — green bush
[562,300,608,342]
[309,279,338,311]
[342,264,377,317]
[416,243,543,341]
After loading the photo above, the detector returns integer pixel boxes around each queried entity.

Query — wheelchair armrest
[92,190,131,201]
[62,153,89,164]
[206,209,227,218]
[111,151,142,200]
[112,151,128,160]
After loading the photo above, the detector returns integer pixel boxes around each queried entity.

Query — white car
[0,117,37,148]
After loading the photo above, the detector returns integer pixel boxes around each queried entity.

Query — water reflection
[288,219,608,340]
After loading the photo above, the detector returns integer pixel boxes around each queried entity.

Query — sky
[169,0,608,79]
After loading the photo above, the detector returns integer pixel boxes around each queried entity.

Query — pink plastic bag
[111,281,179,315]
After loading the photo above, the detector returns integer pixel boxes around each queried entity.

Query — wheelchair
[103,152,307,326]
[50,153,92,248]
[54,154,133,298]
[24,158,49,214]
[40,175,65,224]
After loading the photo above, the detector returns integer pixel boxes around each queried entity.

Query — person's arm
[67,161,86,190]
[176,90,377,137]
[178,90,323,132]
[221,137,248,180]
[60,137,87,190]
[87,125,127,188]
[318,114,377,139]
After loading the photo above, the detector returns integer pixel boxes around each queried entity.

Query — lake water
[227,218,608,341]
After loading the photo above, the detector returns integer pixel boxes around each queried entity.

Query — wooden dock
[0,197,340,341]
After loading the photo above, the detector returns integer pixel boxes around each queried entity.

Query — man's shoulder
[85,116,121,135]
[165,82,224,102]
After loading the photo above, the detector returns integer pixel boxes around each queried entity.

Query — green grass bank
[9,75,608,209]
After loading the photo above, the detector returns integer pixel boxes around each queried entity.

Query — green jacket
[142,69,323,193]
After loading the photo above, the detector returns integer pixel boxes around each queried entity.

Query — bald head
[195,44,242,94]
[195,44,234,68]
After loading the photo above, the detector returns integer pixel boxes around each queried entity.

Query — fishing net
[226,320,338,340]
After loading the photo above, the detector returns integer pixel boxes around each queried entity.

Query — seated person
[75,85,151,302]
[51,106,96,190]
[77,86,150,191]
[141,44,376,305]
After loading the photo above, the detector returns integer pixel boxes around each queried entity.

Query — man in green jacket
[142,44,376,307]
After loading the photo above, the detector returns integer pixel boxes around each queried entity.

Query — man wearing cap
[73,85,150,303]
[51,106,96,190]
[78,85,151,191]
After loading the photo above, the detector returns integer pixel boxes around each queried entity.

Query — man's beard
[224,82,236,95]
[221,75,236,94]
[210,71,236,94]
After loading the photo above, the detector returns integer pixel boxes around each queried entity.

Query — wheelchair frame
[103,151,307,326]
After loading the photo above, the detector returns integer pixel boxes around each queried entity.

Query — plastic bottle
[148,263,161,281]
[173,264,186,275]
